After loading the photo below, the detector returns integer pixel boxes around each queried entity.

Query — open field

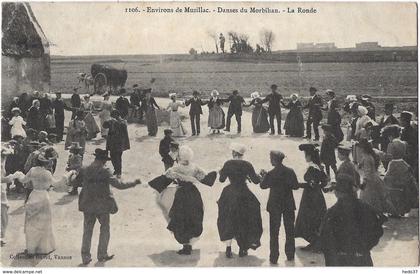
[51,55,418,98]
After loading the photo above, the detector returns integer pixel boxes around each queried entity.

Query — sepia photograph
[0,1,418,269]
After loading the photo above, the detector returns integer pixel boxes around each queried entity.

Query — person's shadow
[213,252,265,267]
[148,249,201,267]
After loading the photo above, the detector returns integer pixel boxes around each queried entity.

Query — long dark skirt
[167,181,204,244]
[295,188,326,244]
[217,184,262,250]
[284,108,304,137]
[146,108,158,136]
[251,106,270,133]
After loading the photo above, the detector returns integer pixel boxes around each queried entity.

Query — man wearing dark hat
[103,110,130,177]
[71,88,81,119]
[260,150,299,263]
[262,84,283,135]
[185,91,207,136]
[129,86,141,120]
[304,87,323,141]
[77,148,141,265]
[376,103,399,152]
[159,129,176,170]
[319,174,386,266]
[323,90,344,142]
[52,92,66,141]
[223,90,245,134]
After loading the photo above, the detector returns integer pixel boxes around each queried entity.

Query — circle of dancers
[1,85,418,266]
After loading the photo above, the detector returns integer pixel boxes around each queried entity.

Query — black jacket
[260,164,299,213]
[71,94,81,108]
[116,97,130,117]
[185,98,206,115]
[159,136,175,165]
[305,94,323,121]
[225,95,245,114]
[262,93,283,114]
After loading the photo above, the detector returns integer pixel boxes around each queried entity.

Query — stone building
[2,2,50,110]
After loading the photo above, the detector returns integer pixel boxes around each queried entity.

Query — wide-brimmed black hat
[298,143,319,152]
[384,103,395,110]
[309,87,317,92]
[381,125,401,138]
[192,90,199,96]
[270,84,278,89]
[93,149,111,161]
[164,129,173,135]
[337,143,352,155]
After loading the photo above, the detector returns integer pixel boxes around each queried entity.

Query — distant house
[297,42,336,51]
[355,42,381,49]
[1,2,50,109]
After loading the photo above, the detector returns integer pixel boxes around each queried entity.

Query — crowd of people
[0,84,418,267]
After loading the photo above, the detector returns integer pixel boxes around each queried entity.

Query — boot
[177,244,192,255]
[239,249,248,257]
[225,246,233,258]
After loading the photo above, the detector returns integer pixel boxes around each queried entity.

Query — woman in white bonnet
[148,145,217,255]
[207,90,225,134]
[244,91,269,133]
[282,93,304,137]
[217,142,263,258]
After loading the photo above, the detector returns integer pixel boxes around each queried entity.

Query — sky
[30,1,417,56]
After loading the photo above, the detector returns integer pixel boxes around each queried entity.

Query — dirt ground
[1,98,418,267]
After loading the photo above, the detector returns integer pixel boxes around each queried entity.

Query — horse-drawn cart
[91,63,128,95]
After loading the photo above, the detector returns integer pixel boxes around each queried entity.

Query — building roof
[2,2,49,58]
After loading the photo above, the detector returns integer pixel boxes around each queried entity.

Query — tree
[206,30,219,53]
[189,48,198,55]
[260,29,275,53]
[228,31,253,54]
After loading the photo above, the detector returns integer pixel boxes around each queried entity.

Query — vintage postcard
[0,1,418,269]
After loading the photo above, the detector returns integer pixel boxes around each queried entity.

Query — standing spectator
[185,90,207,136]
[71,88,82,119]
[99,93,113,138]
[52,92,66,142]
[219,33,225,53]
[81,95,99,140]
[18,93,32,118]
[320,124,339,178]
[304,87,323,141]
[39,93,53,132]
[77,149,141,265]
[399,111,418,181]
[27,100,41,132]
[9,108,26,139]
[261,84,283,135]
[320,174,386,266]
[65,111,87,153]
[260,151,299,264]
[116,95,130,119]
[360,95,376,120]
[103,110,130,177]
[8,97,20,118]
[224,90,245,134]
[377,103,399,152]
[144,89,160,136]
[323,90,343,142]
[335,144,361,195]
[129,86,141,120]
